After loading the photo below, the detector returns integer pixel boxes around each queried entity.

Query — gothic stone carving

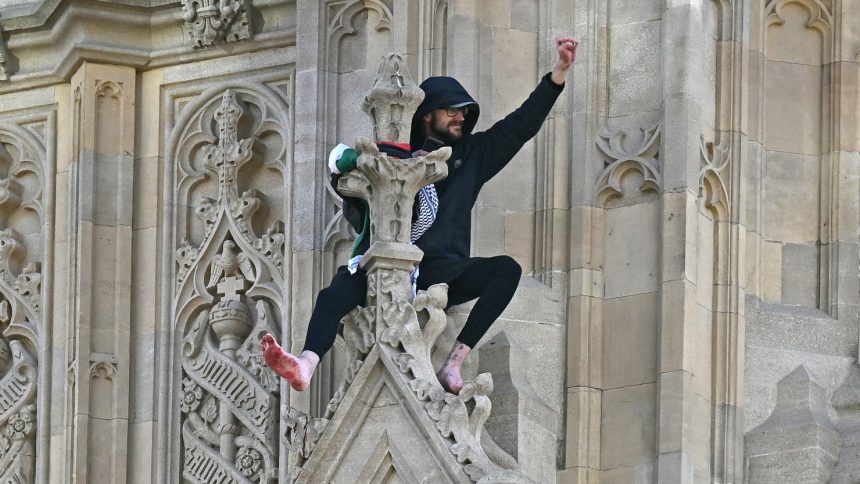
[168,86,290,482]
[595,124,661,206]
[0,121,49,484]
[0,136,44,320]
[765,0,833,32]
[699,134,730,218]
[181,0,252,48]
[373,276,525,482]
[0,337,36,483]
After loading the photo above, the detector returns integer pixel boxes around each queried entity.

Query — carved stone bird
[206,240,255,288]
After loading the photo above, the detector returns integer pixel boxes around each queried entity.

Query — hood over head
[410,76,480,150]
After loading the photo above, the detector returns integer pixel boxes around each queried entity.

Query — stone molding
[0,1,294,93]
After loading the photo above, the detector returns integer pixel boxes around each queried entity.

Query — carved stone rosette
[168,86,289,482]
[181,0,251,48]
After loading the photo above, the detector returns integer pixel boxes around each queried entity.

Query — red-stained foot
[437,368,464,395]
[261,334,318,392]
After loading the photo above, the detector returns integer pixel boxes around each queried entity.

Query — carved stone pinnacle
[362,53,425,145]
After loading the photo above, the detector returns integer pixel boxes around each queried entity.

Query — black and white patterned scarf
[411,184,438,243]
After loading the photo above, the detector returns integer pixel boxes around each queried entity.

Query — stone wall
[0,0,856,483]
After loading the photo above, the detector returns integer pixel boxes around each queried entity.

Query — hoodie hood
[410,76,480,150]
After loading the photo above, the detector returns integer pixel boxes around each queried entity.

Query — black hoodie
[407,73,564,286]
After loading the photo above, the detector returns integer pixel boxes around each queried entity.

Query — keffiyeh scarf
[411,184,438,243]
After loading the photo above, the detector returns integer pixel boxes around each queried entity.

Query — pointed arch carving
[163,82,292,483]
[765,0,833,32]
[765,0,833,63]
[95,80,123,99]
[595,125,661,207]
[328,0,393,44]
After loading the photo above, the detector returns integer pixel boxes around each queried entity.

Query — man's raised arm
[477,37,579,183]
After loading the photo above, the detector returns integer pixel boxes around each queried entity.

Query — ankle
[440,341,471,371]
[299,350,320,372]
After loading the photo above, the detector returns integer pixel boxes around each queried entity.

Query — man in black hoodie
[263,37,579,394]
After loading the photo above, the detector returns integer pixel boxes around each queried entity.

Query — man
[263,37,578,394]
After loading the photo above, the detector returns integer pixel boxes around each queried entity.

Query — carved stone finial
[180,0,251,48]
[203,90,255,207]
[362,53,425,144]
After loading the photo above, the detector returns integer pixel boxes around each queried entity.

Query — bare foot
[437,367,464,395]
[437,341,471,394]
[261,334,319,391]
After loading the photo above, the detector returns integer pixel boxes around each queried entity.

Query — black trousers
[302,255,521,357]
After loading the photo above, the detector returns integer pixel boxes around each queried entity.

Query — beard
[428,112,464,145]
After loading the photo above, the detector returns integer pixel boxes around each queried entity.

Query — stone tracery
[168,85,289,482]
[595,124,662,206]
[0,121,47,484]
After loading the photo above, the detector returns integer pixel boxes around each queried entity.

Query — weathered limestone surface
[745,366,841,484]
[0,0,856,483]
[830,364,860,483]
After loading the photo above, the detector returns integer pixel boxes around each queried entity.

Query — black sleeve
[474,72,564,184]
[331,174,365,233]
